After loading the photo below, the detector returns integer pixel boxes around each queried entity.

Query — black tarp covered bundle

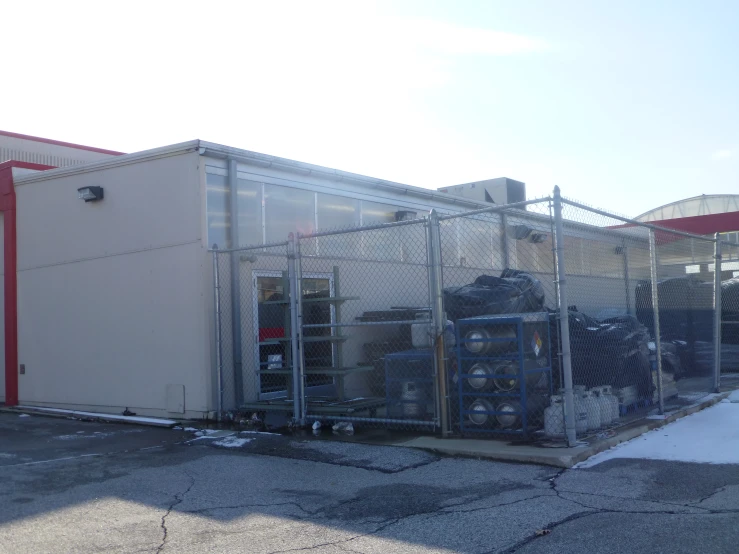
[635,277,713,343]
[443,269,546,322]
[550,311,654,399]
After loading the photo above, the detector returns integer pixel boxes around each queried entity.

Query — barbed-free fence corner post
[648,229,665,414]
[713,233,723,393]
[428,209,450,437]
[552,186,578,446]
[212,246,224,421]
[287,233,303,424]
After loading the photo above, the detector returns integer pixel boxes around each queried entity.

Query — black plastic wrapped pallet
[548,309,654,399]
[443,269,545,322]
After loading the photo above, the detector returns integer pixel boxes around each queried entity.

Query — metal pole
[287,234,302,423]
[622,242,632,316]
[501,213,510,268]
[649,230,665,414]
[228,158,244,406]
[552,186,577,446]
[428,210,450,437]
[713,233,723,393]
[212,248,224,420]
[295,235,307,422]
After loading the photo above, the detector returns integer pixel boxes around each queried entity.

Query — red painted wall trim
[0,160,55,406]
[0,129,124,156]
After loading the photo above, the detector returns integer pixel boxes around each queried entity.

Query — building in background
[1,131,531,417]
[0,130,123,167]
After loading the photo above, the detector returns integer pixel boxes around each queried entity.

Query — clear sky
[2,0,737,217]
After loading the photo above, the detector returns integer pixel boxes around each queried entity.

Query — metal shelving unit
[456,312,552,438]
[244,267,384,414]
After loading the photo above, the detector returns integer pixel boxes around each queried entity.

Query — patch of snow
[0,453,16,459]
[184,427,198,432]
[16,406,177,427]
[240,430,280,436]
[173,426,183,430]
[18,414,30,418]
[728,390,739,403]
[212,437,252,448]
[194,429,222,437]
[577,402,739,467]
[55,432,113,440]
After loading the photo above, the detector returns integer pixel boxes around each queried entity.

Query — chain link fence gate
[297,218,440,430]
[213,242,297,421]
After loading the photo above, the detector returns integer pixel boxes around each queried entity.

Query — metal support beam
[501,213,510,268]
[714,233,723,393]
[428,210,450,437]
[287,234,302,422]
[228,158,244,407]
[649,230,665,415]
[622,241,632,315]
[212,248,224,420]
[553,187,577,447]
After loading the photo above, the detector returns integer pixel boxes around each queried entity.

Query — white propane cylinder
[582,390,601,430]
[601,385,620,422]
[560,387,588,433]
[544,396,565,438]
[591,387,613,426]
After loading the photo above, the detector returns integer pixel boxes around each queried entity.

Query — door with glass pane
[254,271,335,399]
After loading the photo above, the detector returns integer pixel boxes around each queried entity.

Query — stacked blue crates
[456,313,552,437]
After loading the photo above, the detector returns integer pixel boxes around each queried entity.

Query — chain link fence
[211,188,729,445]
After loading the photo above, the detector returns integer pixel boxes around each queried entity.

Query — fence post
[228,159,244,407]
[295,235,307,422]
[428,210,450,437]
[212,247,224,421]
[287,233,303,424]
[622,241,632,316]
[648,230,665,414]
[552,187,577,446]
[713,233,723,393]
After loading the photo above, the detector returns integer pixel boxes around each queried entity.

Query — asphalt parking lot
[2,412,739,553]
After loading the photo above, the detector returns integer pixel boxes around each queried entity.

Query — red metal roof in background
[0,130,125,156]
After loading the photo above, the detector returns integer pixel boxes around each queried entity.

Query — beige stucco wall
[14,151,212,418]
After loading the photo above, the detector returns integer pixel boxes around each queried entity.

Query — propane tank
[544,395,565,438]
[601,385,620,422]
[561,387,588,433]
[495,397,547,429]
[467,362,494,391]
[467,398,495,426]
[582,390,601,430]
[463,327,516,355]
[400,381,425,417]
[591,387,613,426]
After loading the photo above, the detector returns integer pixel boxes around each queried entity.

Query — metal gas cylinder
[544,395,565,438]
[463,327,516,356]
[467,398,496,426]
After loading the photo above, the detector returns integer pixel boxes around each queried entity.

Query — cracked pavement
[2,413,739,553]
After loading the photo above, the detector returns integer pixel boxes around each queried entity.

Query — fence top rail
[209,241,289,254]
[299,216,428,239]
[438,197,552,221]
[562,197,719,244]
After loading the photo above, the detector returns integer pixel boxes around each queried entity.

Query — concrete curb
[398,392,731,468]
[0,406,178,428]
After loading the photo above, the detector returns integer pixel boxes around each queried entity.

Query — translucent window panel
[361,201,397,225]
[361,201,401,260]
[236,179,263,247]
[264,184,316,244]
[206,173,230,249]
[316,193,360,257]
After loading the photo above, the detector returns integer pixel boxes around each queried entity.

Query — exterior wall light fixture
[77,186,104,202]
